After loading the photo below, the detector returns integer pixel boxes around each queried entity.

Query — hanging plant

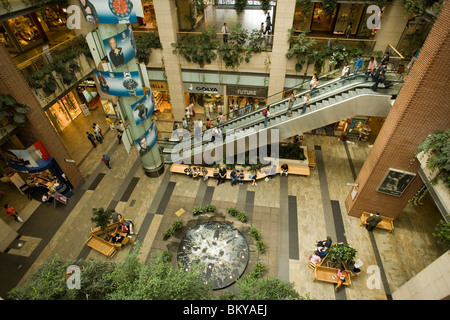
[0,94,31,127]
[135,32,162,65]
[260,0,271,14]
[433,214,450,251]
[172,26,219,68]
[410,129,450,205]
[234,0,247,15]
[218,24,248,69]
[322,0,337,17]
[286,30,316,73]
[245,28,265,62]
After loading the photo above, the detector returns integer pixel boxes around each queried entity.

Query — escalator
[164,73,403,164]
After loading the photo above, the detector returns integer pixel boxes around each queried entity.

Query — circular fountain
[177,221,249,290]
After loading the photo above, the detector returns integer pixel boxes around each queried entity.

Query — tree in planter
[245,28,265,63]
[135,32,162,65]
[171,26,219,68]
[0,94,31,127]
[326,243,357,267]
[410,129,450,205]
[91,207,113,231]
[260,0,271,14]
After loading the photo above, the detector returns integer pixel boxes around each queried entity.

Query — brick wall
[0,43,84,188]
[345,1,450,219]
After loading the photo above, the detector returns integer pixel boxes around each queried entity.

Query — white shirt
[367,60,377,72]
[342,66,350,77]
[222,25,228,33]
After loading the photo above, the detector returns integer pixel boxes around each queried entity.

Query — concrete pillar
[345,0,450,219]
[266,0,296,104]
[373,0,409,52]
[153,0,186,121]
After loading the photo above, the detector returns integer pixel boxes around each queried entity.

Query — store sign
[151,82,168,91]
[226,86,268,98]
[184,83,223,95]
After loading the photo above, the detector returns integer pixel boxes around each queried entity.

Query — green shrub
[192,205,203,216]
[227,207,239,217]
[172,219,183,231]
[203,204,216,213]
[256,240,266,254]
[250,262,266,279]
[237,211,247,223]
[163,228,174,240]
[250,226,261,241]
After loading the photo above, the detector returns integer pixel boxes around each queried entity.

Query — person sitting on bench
[192,167,201,180]
[184,165,193,178]
[202,167,209,181]
[310,251,322,264]
[347,260,361,276]
[333,267,347,291]
[118,220,135,234]
[316,236,332,250]
[110,232,125,244]
[280,163,289,176]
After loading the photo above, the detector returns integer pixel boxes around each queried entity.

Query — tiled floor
[0,115,445,299]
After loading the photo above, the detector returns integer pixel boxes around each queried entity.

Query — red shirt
[6,207,16,216]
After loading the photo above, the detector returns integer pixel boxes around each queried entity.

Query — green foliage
[234,0,247,15]
[135,32,162,65]
[249,261,266,279]
[172,26,219,68]
[192,205,203,216]
[403,0,442,18]
[218,24,248,69]
[433,215,450,250]
[250,225,261,241]
[163,219,183,240]
[227,207,247,222]
[260,0,271,14]
[91,207,112,231]
[245,29,265,63]
[326,243,357,265]
[203,204,217,213]
[410,129,450,205]
[322,0,337,16]
[279,143,306,161]
[286,30,316,73]
[234,276,302,300]
[256,240,266,254]
[0,94,31,126]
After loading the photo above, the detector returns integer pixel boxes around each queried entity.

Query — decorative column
[266,0,296,104]
[345,0,450,219]
[153,0,186,121]
[83,1,164,177]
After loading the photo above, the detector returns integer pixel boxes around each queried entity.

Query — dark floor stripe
[133,213,155,247]
[331,200,347,244]
[368,231,393,300]
[120,177,140,202]
[156,181,176,215]
[278,172,289,281]
[194,181,208,206]
[87,173,105,190]
[203,186,215,206]
[342,141,357,180]
[288,195,299,260]
[244,191,255,223]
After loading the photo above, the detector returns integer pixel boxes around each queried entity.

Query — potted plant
[326,243,357,267]
[0,94,31,127]
[91,207,113,231]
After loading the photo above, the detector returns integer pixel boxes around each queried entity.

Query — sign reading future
[103,25,137,69]
[79,0,138,24]
[94,70,144,97]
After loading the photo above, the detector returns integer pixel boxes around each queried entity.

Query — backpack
[104,155,110,162]
[263,109,267,116]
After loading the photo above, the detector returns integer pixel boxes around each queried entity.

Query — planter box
[263,146,309,167]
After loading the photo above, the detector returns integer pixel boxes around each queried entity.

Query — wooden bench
[359,211,394,233]
[307,149,316,169]
[313,265,352,286]
[170,163,309,180]
[85,235,117,259]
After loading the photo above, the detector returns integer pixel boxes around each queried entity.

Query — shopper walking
[93,123,103,139]
[365,57,377,81]
[117,130,123,145]
[105,116,115,130]
[4,204,23,222]
[86,131,96,148]
[101,154,111,169]
[221,23,229,43]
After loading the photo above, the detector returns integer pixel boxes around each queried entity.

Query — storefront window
[310,3,338,33]
[8,15,43,49]
[61,92,82,120]
[333,4,364,36]
[138,1,158,29]
[293,1,314,32]
[46,91,82,131]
